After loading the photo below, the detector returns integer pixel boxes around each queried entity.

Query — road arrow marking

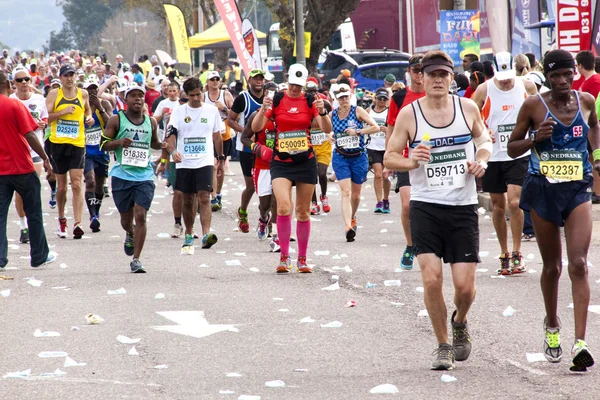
[151,311,239,338]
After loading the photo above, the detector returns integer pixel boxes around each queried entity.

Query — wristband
[160,158,167,164]
[477,160,488,170]
[319,111,327,116]
[594,149,600,162]
[251,143,256,151]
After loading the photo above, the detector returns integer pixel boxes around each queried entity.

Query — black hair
[525,53,536,68]
[454,73,469,91]
[202,62,209,70]
[322,81,331,90]
[183,77,201,94]
[143,55,149,61]
[464,54,479,63]
[575,50,595,71]
[543,49,576,74]
[337,77,351,86]
[469,61,484,73]
[482,60,494,79]
[595,56,600,74]
[469,71,485,85]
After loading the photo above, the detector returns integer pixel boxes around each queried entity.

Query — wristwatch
[217,155,226,161]
[319,110,327,116]
[99,108,106,114]
[529,131,537,144]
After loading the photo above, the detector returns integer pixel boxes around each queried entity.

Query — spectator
[462,53,479,72]
[454,73,469,96]
[514,53,531,76]
[468,71,485,94]
[482,60,495,80]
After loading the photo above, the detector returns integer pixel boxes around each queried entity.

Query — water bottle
[418,133,432,165]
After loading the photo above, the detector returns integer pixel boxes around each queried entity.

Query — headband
[544,59,575,74]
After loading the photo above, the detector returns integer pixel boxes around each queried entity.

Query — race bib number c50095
[425,149,468,191]
[122,141,150,167]
[277,130,309,154]
[539,150,583,183]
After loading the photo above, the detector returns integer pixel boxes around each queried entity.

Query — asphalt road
[2,161,600,400]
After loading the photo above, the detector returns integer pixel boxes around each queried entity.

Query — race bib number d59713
[277,130,309,154]
[425,149,468,191]
[539,150,583,183]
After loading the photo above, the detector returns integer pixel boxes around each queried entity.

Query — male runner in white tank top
[384,50,492,371]
[472,52,538,275]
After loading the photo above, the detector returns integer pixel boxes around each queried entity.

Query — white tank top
[481,78,529,162]
[366,106,388,151]
[203,90,226,133]
[409,96,478,206]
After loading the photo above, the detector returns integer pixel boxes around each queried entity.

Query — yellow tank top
[49,87,86,147]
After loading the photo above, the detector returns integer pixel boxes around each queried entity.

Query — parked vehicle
[319,49,411,83]
[353,60,409,92]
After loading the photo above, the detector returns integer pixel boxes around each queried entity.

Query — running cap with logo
[83,74,100,88]
[59,64,76,76]
[422,57,454,74]
[117,78,129,92]
[125,85,146,97]
[279,82,289,91]
[288,63,308,86]
[335,83,352,98]
[12,66,29,76]
[207,70,221,80]
[50,78,62,87]
[493,52,515,80]
[375,88,390,99]
[77,68,85,77]
[248,69,265,79]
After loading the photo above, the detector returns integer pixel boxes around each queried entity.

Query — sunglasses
[411,67,422,74]
[179,98,188,103]
[15,77,31,83]
[209,77,220,81]
[376,96,388,101]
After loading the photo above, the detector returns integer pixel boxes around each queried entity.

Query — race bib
[424,149,468,191]
[310,129,327,146]
[277,130,309,154]
[56,119,79,138]
[336,133,360,149]
[497,123,515,151]
[85,126,102,146]
[374,118,386,127]
[539,150,583,183]
[122,141,150,167]
[265,130,276,149]
[183,137,207,160]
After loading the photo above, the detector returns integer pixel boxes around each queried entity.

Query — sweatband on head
[543,59,575,74]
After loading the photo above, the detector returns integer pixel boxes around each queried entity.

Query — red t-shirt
[145,89,161,116]
[0,95,38,175]
[463,85,475,99]
[386,88,427,158]
[580,74,600,99]
[254,119,276,170]
[572,74,585,91]
[264,93,319,163]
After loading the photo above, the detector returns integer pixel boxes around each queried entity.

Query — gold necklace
[184,104,202,123]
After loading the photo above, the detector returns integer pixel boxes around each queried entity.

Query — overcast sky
[0,0,65,51]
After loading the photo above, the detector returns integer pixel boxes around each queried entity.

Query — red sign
[556,0,592,55]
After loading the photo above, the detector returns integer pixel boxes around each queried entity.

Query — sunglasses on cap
[15,77,31,83]
[209,77,220,81]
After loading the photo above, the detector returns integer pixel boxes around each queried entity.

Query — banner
[214,0,260,78]
[241,19,263,70]
[440,10,480,66]
[163,4,192,65]
[293,32,311,58]
[590,1,600,55]
[556,0,592,55]
[511,0,541,59]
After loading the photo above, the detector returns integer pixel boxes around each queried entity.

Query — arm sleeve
[231,95,246,114]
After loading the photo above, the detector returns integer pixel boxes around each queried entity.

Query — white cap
[493,52,515,81]
[335,83,352,98]
[83,74,100,89]
[525,71,545,86]
[50,78,62,87]
[207,70,220,80]
[77,68,85,76]
[288,63,308,86]
[117,78,129,92]
[125,84,146,97]
[12,66,29,77]
[264,72,275,81]
[278,82,289,91]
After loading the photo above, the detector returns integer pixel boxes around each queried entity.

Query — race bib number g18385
[497,123,515,151]
[277,130,309,154]
[425,149,468,191]
[56,119,80,138]
[539,150,583,183]
[122,141,150,167]
[310,129,327,146]
[183,137,207,160]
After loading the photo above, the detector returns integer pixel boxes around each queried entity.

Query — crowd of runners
[0,46,599,373]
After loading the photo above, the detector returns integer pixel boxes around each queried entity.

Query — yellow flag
[164,4,192,65]
[293,32,311,58]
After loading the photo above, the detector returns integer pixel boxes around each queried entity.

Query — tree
[262,0,361,72]
[47,22,75,52]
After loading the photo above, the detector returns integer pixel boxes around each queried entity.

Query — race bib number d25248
[424,149,468,191]
[56,119,80,138]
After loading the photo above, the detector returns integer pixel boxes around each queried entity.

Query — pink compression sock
[277,214,291,255]
[296,219,311,258]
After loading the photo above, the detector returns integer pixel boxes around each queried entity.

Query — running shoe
[374,201,383,214]
[451,310,472,361]
[511,251,526,274]
[270,234,281,253]
[297,256,312,273]
[124,231,135,256]
[522,233,535,242]
[19,228,29,244]
[192,229,199,239]
[497,253,511,275]
[73,223,84,239]
[56,218,68,239]
[257,216,270,241]
[202,233,218,249]
[130,258,146,273]
[382,199,391,214]
[311,201,320,215]
[181,233,195,255]
[431,343,455,370]
[49,189,57,209]
[237,208,250,233]
[211,197,222,211]
[320,195,331,213]
[172,223,184,238]
[32,251,57,268]
[276,254,292,273]
[103,184,110,198]
[351,216,357,232]
[544,317,563,363]
[570,340,595,372]
[345,227,356,242]
[90,215,101,232]
[400,245,415,270]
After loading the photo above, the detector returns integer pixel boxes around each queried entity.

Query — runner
[384,50,492,370]
[472,51,537,275]
[203,70,234,212]
[508,49,598,371]
[101,85,164,273]
[227,69,265,233]
[83,75,113,232]
[252,63,332,273]
[366,88,391,214]
[9,67,48,243]
[46,64,94,239]
[386,54,427,270]
[165,77,223,253]
[241,82,279,243]
[330,83,379,241]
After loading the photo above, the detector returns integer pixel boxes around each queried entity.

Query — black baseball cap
[408,54,424,68]
[375,88,390,99]
[59,65,76,76]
